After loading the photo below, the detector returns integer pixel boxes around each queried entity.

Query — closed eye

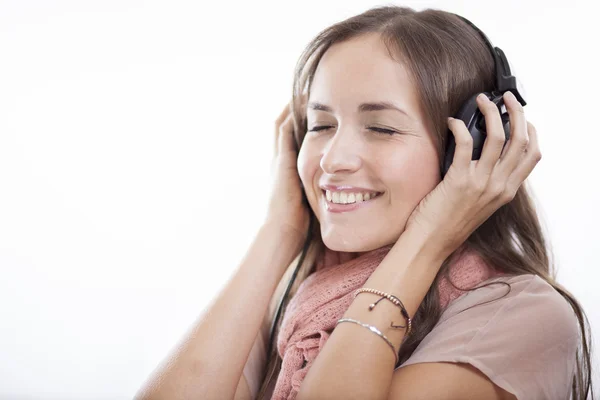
[308,126,398,135]
[308,125,333,132]
[369,127,397,135]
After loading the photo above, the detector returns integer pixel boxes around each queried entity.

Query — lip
[323,191,384,213]
[319,184,382,193]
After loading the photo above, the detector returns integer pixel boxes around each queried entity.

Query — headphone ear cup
[442,92,491,177]
[501,113,510,151]
[476,95,511,155]
[442,91,514,177]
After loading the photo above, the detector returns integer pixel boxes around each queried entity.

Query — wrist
[263,217,308,241]
[393,227,449,267]
[261,218,308,253]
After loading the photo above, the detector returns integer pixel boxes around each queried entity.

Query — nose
[319,126,362,175]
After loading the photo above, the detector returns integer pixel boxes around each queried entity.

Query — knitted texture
[272,243,501,400]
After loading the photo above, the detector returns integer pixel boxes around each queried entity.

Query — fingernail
[477,93,488,102]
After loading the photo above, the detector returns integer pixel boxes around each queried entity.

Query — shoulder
[395,274,579,400]
[427,273,578,346]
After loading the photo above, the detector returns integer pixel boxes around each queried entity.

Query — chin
[321,228,397,253]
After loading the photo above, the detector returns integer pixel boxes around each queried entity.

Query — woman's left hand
[404,91,542,258]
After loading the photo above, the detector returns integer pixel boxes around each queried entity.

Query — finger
[447,117,474,173]
[299,92,308,107]
[507,121,541,188]
[476,93,506,175]
[275,101,293,154]
[294,93,308,123]
[276,99,292,125]
[277,112,296,156]
[497,91,529,175]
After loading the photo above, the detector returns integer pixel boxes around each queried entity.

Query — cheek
[297,142,324,215]
[297,142,320,193]
[382,146,440,201]
[297,144,311,185]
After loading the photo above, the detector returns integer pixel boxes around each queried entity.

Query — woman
[135,6,594,400]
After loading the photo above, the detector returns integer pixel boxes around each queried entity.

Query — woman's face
[297,32,441,253]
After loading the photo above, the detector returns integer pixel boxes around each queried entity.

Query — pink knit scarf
[272,243,501,400]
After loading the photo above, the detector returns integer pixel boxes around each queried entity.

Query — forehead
[309,33,419,116]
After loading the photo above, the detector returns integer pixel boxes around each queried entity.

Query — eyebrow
[307,101,411,118]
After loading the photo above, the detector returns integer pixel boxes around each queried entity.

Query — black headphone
[442,14,527,178]
[266,13,527,362]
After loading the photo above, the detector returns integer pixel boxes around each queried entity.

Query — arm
[233,375,252,400]
[234,255,299,400]
[232,326,267,400]
[296,229,443,400]
[134,221,304,400]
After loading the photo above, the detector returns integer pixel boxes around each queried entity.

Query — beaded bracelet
[354,287,412,338]
[336,317,399,366]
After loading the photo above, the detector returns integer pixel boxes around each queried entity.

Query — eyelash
[308,126,397,135]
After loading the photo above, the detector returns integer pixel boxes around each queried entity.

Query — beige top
[244,273,580,400]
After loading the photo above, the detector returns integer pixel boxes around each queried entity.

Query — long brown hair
[257,6,595,399]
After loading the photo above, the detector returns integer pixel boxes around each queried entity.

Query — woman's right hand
[264,96,310,242]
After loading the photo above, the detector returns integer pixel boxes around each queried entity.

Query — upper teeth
[325,190,380,204]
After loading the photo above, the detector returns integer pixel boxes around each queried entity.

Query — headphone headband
[455,14,527,106]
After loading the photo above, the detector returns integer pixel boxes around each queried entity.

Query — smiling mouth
[322,190,384,204]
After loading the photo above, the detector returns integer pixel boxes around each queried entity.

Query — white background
[0,0,598,398]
